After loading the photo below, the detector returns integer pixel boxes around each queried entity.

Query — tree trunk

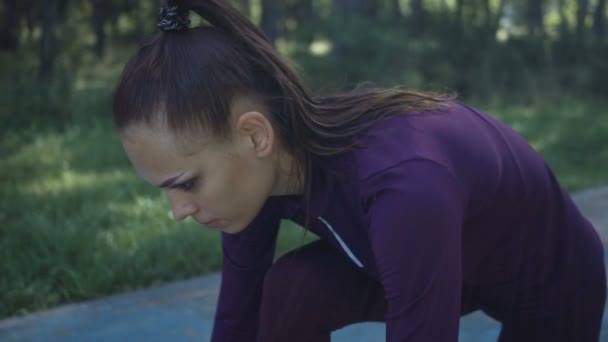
[92,0,105,59]
[333,0,378,18]
[0,0,18,50]
[136,2,146,39]
[261,0,278,45]
[527,0,544,36]
[483,0,506,39]
[291,0,314,25]
[482,0,491,28]
[593,0,605,40]
[576,0,589,41]
[557,0,570,36]
[456,0,464,28]
[392,0,402,20]
[495,0,506,28]
[409,0,425,36]
[331,0,380,64]
[39,0,55,80]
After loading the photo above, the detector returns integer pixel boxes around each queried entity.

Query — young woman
[113,1,606,341]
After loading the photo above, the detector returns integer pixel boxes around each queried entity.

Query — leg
[257,239,386,342]
[497,237,606,341]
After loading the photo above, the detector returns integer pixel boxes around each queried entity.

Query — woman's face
[120,113,285,234]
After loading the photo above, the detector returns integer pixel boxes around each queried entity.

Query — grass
[0,114,317,318]
[476,96,608,191]
[1,48,607,319]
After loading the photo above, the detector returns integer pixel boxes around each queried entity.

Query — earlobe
[236,111,274,157]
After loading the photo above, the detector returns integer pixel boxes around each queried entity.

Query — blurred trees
[261,0,279,43]
[1,0,607,129]
[594,0,606,39]
[0,0,18,50]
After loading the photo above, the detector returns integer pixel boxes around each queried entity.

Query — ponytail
[115,0,450,231]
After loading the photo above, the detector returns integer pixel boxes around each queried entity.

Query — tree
[392,0,402,21]
[39,0,55,80]
[593,0,606,40]
[331,0,373,62]
[576,0,589,41]
[527,0,544,36]
[129,0,146,40]
[92,0,106,59]
[330,0,379,64]
[409,0,426,36]
[281,0,315,44]
[0,0,19,50]
[456,0,464,28]
[261,0,279,44]
[332,0,379,18]
[481,0,506,39]
[557,0,570,37]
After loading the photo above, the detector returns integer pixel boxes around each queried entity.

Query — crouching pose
[113,0,606,341]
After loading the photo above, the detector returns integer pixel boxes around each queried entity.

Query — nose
[167,192,197,221]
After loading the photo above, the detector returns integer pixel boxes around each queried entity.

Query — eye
[176,178,197,192]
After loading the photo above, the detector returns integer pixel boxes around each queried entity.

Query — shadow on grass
[0,169,224,317]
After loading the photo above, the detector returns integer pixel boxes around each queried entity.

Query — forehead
[120,124,215,183]
[121,123,216,154]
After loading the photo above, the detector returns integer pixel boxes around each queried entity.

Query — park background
[1,0,607,320]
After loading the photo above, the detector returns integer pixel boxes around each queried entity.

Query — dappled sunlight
[309,39,332,56]
[22,169,136,196]
[4,131,68,172]
[103,192,220,251]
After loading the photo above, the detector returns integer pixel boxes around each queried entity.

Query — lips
[203,219,223,228]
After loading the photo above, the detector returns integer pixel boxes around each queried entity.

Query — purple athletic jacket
[211,101,602,341]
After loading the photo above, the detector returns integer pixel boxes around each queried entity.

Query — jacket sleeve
[363,159,466,342]
[210,198,282,342]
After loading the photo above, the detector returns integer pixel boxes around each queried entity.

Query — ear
[234,111,274,157]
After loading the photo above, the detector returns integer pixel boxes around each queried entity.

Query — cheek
[225,157,272,206]
[201,159,251,210]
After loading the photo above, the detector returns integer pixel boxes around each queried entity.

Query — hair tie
[158,6,191,32]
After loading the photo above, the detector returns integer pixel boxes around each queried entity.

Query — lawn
[1,60,607,319]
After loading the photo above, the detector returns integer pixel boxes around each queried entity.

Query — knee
[261,240,333,315]
[258,245,324,340]
[262,247,316,306]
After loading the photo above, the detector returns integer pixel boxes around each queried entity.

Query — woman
[112,1,606,341]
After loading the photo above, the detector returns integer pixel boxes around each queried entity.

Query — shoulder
[351,102,464,181]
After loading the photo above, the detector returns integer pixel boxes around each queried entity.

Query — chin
[221,223,248,235]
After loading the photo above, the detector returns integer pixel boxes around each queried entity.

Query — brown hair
[113,0,451,217]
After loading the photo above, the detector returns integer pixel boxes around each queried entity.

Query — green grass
[473,96,608,191]
[0,117,316,318]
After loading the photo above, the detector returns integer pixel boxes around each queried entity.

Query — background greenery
[1,0,607,319]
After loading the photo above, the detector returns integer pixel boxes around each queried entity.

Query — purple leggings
[257,240,606,342]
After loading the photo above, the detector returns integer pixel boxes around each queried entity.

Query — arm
[211,198,282,342]
[364,159,466,341]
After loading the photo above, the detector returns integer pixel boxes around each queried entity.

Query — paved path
[1,187,607,342]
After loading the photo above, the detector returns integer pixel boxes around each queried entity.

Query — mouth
[202,219,223,229]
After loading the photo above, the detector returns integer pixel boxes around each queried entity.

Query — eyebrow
[159,172,186,188]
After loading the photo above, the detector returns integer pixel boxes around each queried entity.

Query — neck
[272,150,305,197]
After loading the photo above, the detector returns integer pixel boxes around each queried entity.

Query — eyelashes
[175,178,197,192]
